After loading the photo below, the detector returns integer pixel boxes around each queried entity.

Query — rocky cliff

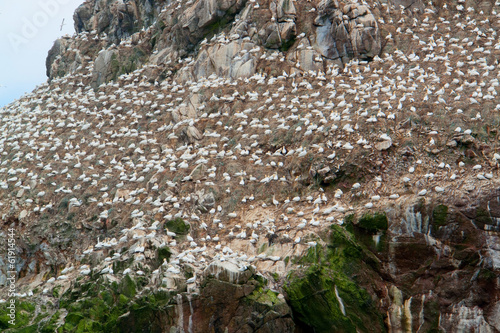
[1,0,500,332]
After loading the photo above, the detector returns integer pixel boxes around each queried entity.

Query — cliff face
[47,0,382,85]
[1,0,500,331]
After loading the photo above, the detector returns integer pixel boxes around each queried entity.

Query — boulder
[314,0,381,61]
[46,38,65,78]
[277,0,297,20]
[194,190,215,212]
[190,40,261,80]
[19,210,28,220]
[92,49,118,87]
[259,0,297,50]
[375,139,392,151]
[180,125,204,144]
[287,47,323,72]
[46,37,83,80]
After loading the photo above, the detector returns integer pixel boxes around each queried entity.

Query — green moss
[118,294,129,307]
[65,312,84,327]
[114,290,174,332]
[112,257,133,274]
[85,298,109,321]
[344,214,356,225]
[0,300,37,330]
[18,302,35,313]
[39,311,61,333]
[246,287,280,307]
[165,218,190,235]
[119,274,137,298]
[432,205,448,228]
[253,273,268,287]
[357,213,388,233]
[285,266,378,332]
[344,213,388,253]
[285,225,385,333]
[0,312,11,329]
[68,302,82,314]
[357,213,388,234]
[135,276,149,289]
[34,312,49,324]
[475,207,492,225]
[75,319,102,333]
[17,325,38,333]
[284,256,290,266]
[297,244,323,265]
[101,290,114,307]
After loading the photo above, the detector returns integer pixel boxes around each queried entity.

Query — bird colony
[1,0,500,312]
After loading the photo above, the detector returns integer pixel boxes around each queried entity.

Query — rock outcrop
[73,0,158,42]
[314,0,381,61]
[48,0,382,85]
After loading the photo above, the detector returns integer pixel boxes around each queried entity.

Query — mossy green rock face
[165,218,190,235]
[284,225,385,333]
[357,213,388,233]
[432,204,448,229]
[157,247,172,266]
[0,301,37,332]
[345,212,389,254]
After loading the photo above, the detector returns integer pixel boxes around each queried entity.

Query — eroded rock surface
[48,0,383,85]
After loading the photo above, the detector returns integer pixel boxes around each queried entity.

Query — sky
[0,0,84,107]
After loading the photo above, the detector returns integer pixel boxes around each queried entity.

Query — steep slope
[1,0,500,331]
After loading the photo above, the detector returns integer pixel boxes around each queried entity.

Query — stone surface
[47,0,384,84]
[314,0,381,61]
[203,261,253,284]
[92,49,118,87]
[375,139,392,151]
[74,0,156,42]
[191,39,261,79]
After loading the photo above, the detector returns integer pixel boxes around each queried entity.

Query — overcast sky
[0,0,84,107]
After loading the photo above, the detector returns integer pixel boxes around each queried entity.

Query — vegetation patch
[157,246,172,266]
[432,204,448,229]
[165,218,190,235]
[357,213,388,233]
[284,225,384,333]
[0,300,36,331]
[246,287,280,307]
[474,207,492,226]
[345,213,388,253]
[31,275,175,332]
